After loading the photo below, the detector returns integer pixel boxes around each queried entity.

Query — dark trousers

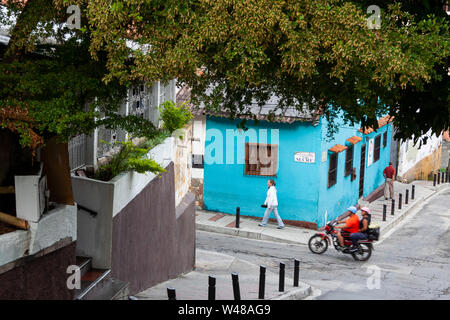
[349,232,368,245]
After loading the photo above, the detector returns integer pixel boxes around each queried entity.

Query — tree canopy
[72,0,448,142]
[0,0,158,150]
[1,0,449,148]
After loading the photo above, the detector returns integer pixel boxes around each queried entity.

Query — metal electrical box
[14,163,48,222]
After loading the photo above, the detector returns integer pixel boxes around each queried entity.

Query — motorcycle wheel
[351,243,372,261]
[308,235,328,254]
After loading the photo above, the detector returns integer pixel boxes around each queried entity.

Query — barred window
[328,153,338,188]
[244,143,278,176]
[383,131,387,148]
[374,135,381,162]
[345,145,354,177]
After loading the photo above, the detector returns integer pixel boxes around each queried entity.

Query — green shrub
[137,130,171,150]
[159,100,193,133]
[95,140,166,181]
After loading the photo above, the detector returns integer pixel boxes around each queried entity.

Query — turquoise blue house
[201,102,393,229]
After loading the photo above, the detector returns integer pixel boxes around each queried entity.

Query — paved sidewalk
[136,180,448,301]
[135,249,312,300]
[196,180,450,246]
[358,180,447,238]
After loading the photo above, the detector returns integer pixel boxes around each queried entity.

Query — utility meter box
[14,163,48,222]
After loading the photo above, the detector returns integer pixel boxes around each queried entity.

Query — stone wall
[174,125,193,207]
[397,131,442,180]
[398,145,442,182]
[190,177,204,208]
[441,140,449,170]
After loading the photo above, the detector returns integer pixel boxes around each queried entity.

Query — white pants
[261,206,284,227]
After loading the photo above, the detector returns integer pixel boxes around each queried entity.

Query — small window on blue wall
[345,145,354,177]
[245,143,278,176]
[374,135,381,162]
[383,131,387,148]
[328,153,338,188]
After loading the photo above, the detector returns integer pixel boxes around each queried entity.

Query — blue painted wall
[203,117,322,223]
[203,114,392,227]
[317,116,392,226]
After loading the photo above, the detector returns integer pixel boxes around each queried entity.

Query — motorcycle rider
[349,207,371,252]
[334,206,360,250]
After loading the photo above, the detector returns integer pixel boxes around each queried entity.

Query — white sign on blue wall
[367,139,374,167]
[294,152,315,163]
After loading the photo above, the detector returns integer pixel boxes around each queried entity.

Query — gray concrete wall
[71,177,114,269]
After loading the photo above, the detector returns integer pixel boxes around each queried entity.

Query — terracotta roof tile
[329,144,347,153]
[443,131,450,142]
[346,136,363,145]
[358,115,394,135]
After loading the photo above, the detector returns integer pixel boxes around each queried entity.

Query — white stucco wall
[192,117,206,180]
[0,204,77,268]
[111,137,175,217]
[0,230,29,267]
[28,204,77,255]
[397,131,442,176]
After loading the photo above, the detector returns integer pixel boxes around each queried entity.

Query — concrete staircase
[74,256,129,300]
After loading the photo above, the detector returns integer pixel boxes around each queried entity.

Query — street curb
[196,223,308,246]
[303,287,322,300]
[379,185,450,240]
[270,284,312,300]
[196,184,449,247]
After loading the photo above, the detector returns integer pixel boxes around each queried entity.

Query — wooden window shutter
[245,143,278,176]
[270,145,278,176]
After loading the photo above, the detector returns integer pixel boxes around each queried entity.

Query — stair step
[87,279,130,300]
[75,256,92,278]
[75,269,112,300]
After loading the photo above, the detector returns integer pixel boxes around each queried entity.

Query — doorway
[359,144,366,198]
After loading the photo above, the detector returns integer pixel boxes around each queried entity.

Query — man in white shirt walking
[259,179,285,229]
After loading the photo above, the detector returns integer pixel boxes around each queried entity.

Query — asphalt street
[196,188,450,299]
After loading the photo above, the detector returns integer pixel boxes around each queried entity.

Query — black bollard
[433,174,437,186]
[391,199,395,215]
[398,193,402,210]
[446,171,449,183]
[411,185,415,200]
[167,287,176,300]
[236,207,240,229]
[438,172,440,185]
[208,276,216,300]
[442,171,445,184]
[258,266,266,299]
[293,259,300,287]
[231,272,241,300]
[279,262,285,292]
[405,189,409,205]
[382,204,387,221]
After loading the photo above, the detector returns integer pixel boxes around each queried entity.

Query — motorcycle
[308,219,375,261]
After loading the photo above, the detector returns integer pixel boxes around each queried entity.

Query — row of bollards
[167,259,301,300]
[383,184,417,222]
[231,272,240,300]
[433,170,450,187]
